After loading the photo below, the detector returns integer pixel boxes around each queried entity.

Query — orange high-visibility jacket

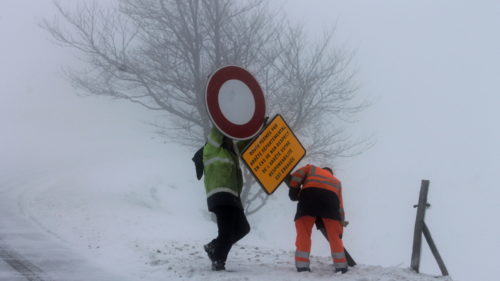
[288,164,345,221]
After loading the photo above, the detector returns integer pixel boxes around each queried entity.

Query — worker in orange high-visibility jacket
[285,164,348,274]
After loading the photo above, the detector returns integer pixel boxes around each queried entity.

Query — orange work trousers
[295,216,347,270]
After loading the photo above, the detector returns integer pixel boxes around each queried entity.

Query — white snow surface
[0,143,452,281]
[3,1,500,281]
[0,89,455,280]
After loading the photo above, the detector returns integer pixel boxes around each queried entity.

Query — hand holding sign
[206,66,306,195]
[241,115,306,194]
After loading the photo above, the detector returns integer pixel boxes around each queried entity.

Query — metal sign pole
[422,222,449,276]
[410,180,449,276]
[410,180,429,273]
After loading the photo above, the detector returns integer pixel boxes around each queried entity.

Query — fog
[281,1,500,281]
[1,0,158,174]
[1,1,499,281]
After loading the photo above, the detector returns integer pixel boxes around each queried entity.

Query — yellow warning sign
[242,114,306,194]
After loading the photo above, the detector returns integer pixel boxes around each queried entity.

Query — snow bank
[5,147,452,281]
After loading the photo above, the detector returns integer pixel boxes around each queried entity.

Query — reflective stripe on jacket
[203,127,249,211]
[288,164,345,221]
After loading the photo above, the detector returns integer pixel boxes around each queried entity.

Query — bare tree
[240,24,370,215]
[41,0,368,215]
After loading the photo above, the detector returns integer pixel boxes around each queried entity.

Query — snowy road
[0,201,128,281]
[0,259,27,281]
[0,177,454,281]
[0,242,47,281]
[0,160,457,281]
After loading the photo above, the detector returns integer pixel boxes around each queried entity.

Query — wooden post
[422,222,449,276]
[410,180,449,277]
[410,180,429,273]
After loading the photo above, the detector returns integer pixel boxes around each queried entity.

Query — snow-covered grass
[144,240,447,281]
[0,75,472,281]
[3,2,500,280]
[0,141,453,281]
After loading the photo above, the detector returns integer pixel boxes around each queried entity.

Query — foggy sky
[1,1,499,281]
[281,1,500,281]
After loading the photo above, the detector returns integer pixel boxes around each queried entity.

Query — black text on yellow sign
[242,114,306,195]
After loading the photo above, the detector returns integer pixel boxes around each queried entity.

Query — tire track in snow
[0,242,49,281]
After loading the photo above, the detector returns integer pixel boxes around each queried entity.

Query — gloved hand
[288,187,299,201]
[284,174,292,186]
[263,116,269,126]
[192,146,204,180]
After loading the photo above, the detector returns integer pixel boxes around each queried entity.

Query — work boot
[204,242,215,261]
[335,267,348,274]
[297,267,311,272]
[211,260,225,271]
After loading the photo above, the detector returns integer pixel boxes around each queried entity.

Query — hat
[322,167,334,175]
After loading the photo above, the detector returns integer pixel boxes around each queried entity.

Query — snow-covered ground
[0,138,453,281]
[3,1,500,281]
[0,81,456,281]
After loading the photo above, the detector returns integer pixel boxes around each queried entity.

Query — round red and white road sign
[206,65,266,140]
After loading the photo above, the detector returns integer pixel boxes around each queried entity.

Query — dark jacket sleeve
[288,187,300,201]
[192,146,204,180]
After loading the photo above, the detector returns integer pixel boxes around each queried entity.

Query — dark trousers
[210,205,250,262]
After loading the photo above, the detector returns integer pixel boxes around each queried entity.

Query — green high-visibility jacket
[203,127,249,211]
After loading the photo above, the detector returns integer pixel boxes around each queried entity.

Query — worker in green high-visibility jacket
[202,126,251,271]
